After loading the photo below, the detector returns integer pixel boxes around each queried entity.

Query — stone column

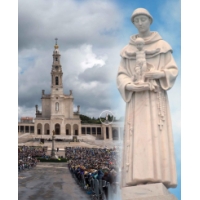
[61,121,65,135]
[50,122,54,136]
[52,136,55,151]
[103,126,106,140]
[34,124,37,135]
[51,135,57,159]
[109,126,112,140]
[71,124,73,135]
[42,124,45,135]
[78,125,81,135]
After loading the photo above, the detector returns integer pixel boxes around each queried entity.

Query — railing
[69,165,119,200]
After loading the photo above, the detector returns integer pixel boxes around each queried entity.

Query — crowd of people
[18,146,47,172]
[66,147,120,198]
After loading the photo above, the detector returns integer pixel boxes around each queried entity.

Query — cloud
[80,45,107,70]
[18,106,36,121]
[78,65,110,83]
[18,43,122,119]
[18,0,123,51]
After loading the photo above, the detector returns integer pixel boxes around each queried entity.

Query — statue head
[131,8,153,25]
[131,8,153,36]
[135,37,145,50]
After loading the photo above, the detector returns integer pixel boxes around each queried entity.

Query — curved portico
[37,123,42,135]
[73,124,78,135]
[44,123,50,135]
[66,124,71,135]
[112,128,119,140]
[55,123,60,135]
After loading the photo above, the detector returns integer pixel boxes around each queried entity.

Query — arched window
[55,102,59,111]
[56,57,58,61]
[55,77,59,85]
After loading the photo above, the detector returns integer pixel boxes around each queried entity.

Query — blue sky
[17,0,181,199]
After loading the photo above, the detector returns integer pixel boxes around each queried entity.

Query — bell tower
[51,38,63,95]
[33,39,81,136]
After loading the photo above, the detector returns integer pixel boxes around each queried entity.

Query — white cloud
[18,106,35,121]
[18,0,123,50]
[80,45,107,70]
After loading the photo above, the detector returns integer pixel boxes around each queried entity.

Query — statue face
[136,42,144,50]
[133,15,151,34]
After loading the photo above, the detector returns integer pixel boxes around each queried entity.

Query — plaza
[19,162,90,200]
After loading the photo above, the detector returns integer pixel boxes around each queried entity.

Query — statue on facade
[117,8,178,189]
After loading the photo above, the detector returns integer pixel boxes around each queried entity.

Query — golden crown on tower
[54,44,59,49]
[54,38,59,49]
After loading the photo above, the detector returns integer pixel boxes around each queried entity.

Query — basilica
[18,42,123,141]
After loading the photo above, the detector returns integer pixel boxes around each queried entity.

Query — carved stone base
[51,149,58,159]
[121,183,177,200]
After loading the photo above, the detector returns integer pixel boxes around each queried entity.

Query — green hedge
[37,158,68,162]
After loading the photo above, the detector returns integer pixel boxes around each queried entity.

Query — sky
[18,0,181,199]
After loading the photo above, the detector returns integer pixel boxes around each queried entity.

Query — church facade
[34,42,81,136]
[18,42,123,141]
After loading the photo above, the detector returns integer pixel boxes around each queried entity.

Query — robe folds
[117,32,178,188]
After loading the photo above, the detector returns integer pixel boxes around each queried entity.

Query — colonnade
[18,125,34,133]
[18,123,124,141]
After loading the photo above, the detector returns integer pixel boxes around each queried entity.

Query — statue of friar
[117,8,178,189]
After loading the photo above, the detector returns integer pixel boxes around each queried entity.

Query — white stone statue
[105,113,108,121]
[117,8,178,189]
[55,102,59,111]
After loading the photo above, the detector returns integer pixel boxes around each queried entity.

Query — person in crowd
[66,146,120,195]
[18,146,47,172]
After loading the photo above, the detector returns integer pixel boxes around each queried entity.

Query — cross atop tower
[55,38,58,45]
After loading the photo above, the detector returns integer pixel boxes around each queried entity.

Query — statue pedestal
[51,135,58,159]
[121,183,177,200]
[51,149,58,159]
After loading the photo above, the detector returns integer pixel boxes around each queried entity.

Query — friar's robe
[117,32,178,188]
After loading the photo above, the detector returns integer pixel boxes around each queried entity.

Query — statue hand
[126,83,150,92]
[145,70,165,79]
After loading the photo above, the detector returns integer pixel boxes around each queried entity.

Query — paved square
[18,163,90,200]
